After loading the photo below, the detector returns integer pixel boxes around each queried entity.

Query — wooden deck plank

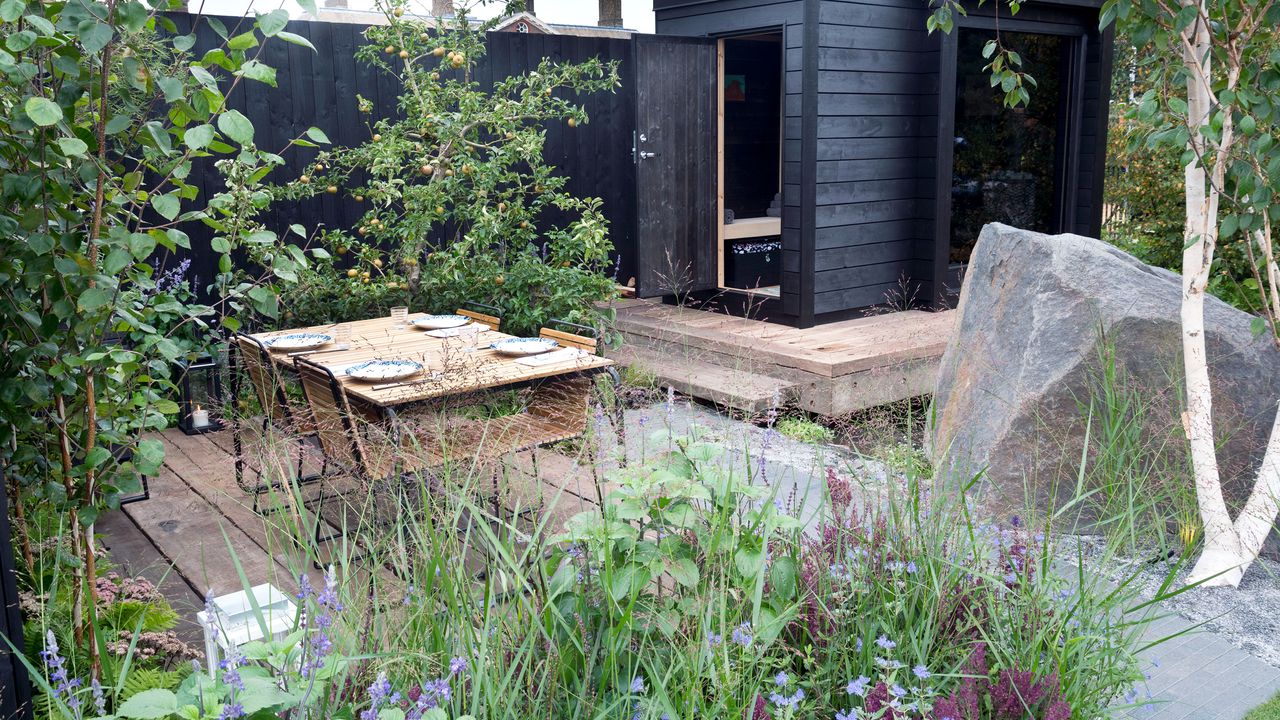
[122,464,292,595]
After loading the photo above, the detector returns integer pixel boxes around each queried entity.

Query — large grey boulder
[930,223,1280,528]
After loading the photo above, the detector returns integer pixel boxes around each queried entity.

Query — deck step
[613,345,796,414]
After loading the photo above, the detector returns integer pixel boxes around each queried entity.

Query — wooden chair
[456,301,503,331]
[231,333,324,514]
[538,319,599,354]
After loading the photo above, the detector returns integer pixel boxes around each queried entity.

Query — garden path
[1118,610,1280,719]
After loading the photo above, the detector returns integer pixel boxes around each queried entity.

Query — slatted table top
[251,314,613,407]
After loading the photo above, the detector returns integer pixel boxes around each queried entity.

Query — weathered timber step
[613,345,796,414]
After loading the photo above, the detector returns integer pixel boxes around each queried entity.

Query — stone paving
[1118,612,1280,719]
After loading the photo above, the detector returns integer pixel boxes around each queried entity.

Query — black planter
[725,240,781,289]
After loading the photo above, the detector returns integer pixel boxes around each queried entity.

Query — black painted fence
[170,14,637,298]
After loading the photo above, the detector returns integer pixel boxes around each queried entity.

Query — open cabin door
[633,35,718,298]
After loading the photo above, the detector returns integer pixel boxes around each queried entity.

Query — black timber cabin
[629,0,1113,327]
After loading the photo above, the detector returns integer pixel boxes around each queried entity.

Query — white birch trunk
[1179,2,1247,587]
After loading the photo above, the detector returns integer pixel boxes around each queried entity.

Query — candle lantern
[176,353,225,435]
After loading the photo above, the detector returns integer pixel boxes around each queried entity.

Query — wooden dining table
[250,313,614,410]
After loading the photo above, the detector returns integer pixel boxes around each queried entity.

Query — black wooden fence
[0,471,31,720]
[170,14,638,296]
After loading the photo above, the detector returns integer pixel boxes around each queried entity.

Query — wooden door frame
[713,28,786,297]
[932,16,1090,307]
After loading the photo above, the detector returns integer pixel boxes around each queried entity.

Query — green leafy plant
[280,0,623,340]
[0,0,322,663]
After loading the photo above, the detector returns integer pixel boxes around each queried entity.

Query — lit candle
[190,405,210,429]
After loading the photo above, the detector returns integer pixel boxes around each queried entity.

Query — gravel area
[1065,534,1280,669]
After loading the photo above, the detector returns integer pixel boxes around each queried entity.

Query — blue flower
[218,701,245,720]
[774,671,789,687]
[450,656,469,676]
[875,634,896,650]
[40,632,81,710]
[846,675,870,697]
[707,632,723,647]
[731,622,753,649]
[912,664,931,680]
[835,711,856,720]
[890,684,907,699]
[905,561,918,574]
[630,676,647,694]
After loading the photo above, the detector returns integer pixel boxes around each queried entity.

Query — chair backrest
[234,334,291,424]
[295,358,367,475]
[457,301,503,331]
[539,321,598,354]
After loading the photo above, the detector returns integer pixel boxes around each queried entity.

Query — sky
[472,0,655,32]
[191,0,656,32]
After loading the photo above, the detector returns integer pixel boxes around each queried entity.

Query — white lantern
[197,584,297,677]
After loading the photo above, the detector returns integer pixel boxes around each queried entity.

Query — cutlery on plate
[288,344,351,358]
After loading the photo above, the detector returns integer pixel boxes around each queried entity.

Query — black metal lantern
[177,353,225,435]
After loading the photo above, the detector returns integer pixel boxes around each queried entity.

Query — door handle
[639,150,657,160]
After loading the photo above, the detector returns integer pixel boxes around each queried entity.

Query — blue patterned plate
[265,332,333,351]
[410,314,470,330]
[490,337,559,356]
[344,359,424,382]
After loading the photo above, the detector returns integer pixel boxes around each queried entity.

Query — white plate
[343,359,424,382]
[490,337,559,356]
[410,314,470,330]
[265,333,333,351]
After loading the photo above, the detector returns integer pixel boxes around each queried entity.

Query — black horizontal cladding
[805,0,939,315]
[168,14,637,296]
[656,0,805,312]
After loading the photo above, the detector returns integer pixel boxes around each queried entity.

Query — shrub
[277,0,623,340]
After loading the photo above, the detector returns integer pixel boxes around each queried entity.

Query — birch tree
[929,0,1280,587]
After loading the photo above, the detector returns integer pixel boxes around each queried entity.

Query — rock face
[930,223,1280,528]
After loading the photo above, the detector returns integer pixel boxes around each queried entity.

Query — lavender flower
[912,664,931,680]
[360,671,399,720]
[875,634,896,650]
[707,632,723,648]
[731,621,753,649]
[835,710,856,720]
[905,561,918,574]
[40,631,81,710]
[846,675,870,697]
[219,649,245,692]
[774,672,789,687]
[302,566,342,679]
[91,676,107,716]
[450,656,469,676]
[630,675,647,694]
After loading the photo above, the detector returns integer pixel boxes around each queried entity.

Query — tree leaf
[0,0,24,23]
[239,59,276,86]
[257,8,289,36]
[184,123,214,150]
[305,126,330,144]
[217,109,254,146]
[78,287,114,312]
[275,31,315,51]
[57,137,88,156]
[151,193,180,221]
[77,20,113,54]
[24,96,62,126]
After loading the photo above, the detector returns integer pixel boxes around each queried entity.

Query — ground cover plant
[20,411,1166,720]
[277,0,622,340]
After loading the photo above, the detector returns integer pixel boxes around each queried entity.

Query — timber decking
[613,299,952,414]
[119,427,602,596]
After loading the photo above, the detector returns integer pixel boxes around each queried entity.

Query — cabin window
[949,28,1073,265]
[718,32,783,297]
